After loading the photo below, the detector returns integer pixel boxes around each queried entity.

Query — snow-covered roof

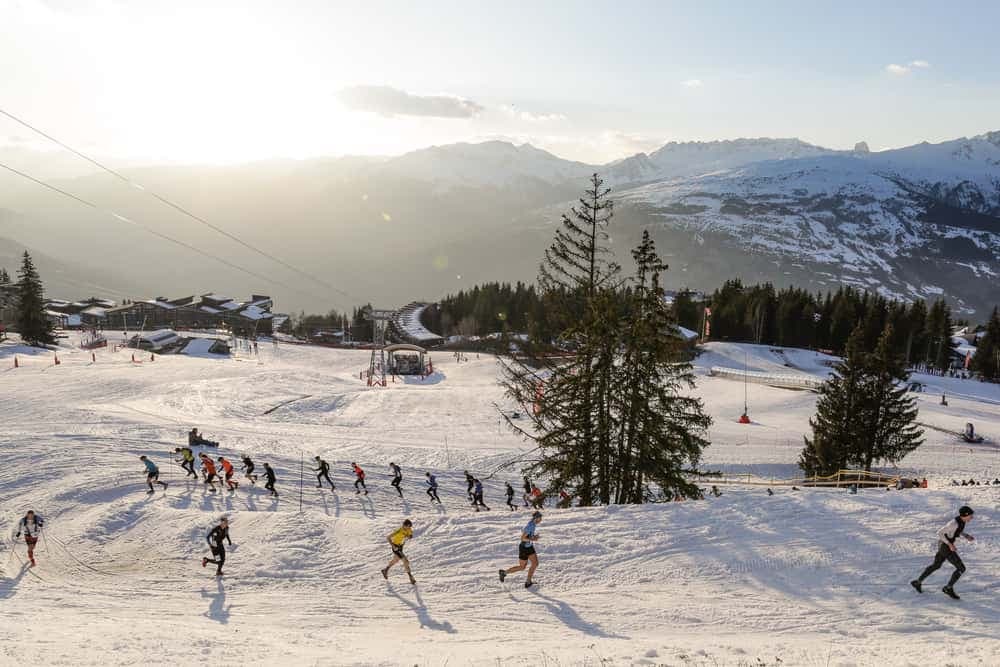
[142,299,178,310]
[218,301,241,311]
[81,307,107,317]
[240,305,273,321]
[200,306,221,314]
[201,294,232,302]
[94,299,116,307]
[394,303,443,343]
[678,325,699,341]
[44,310,68,319]
[46,300,70,308]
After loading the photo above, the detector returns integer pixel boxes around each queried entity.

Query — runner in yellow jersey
[381,519,416,584]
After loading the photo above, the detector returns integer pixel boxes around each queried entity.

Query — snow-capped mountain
[615,132,1000,312]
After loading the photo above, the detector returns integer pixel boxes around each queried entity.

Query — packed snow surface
[1,335,998,666]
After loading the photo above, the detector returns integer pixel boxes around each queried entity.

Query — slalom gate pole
[299,452,304,513]
[41,530,50,554]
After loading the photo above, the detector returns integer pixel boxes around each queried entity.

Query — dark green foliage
[800,323,923,476]
[499,176,710,505]
[0,267,10,283]
[971,307,1000,381]
[15,251,55,347]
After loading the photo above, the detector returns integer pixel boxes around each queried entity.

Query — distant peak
[854,141,870,153]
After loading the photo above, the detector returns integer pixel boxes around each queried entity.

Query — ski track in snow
[1,335,999,665]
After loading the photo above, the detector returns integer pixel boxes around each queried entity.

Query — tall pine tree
[799,324,867,476]
[852,325,924,470]
[612,231,711,501]
[500,174,620,506]
[0,267,10,283]
[15,251,55,347]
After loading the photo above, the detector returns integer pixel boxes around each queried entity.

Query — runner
[174,446,197,478]
[241,455,257,484]
[314,456,336,491]
[199,453,219,492]
[352,462,368,495]
[389,462,403,498]
[201,517,232,576]
[262,463,278,497]
[465,470,475,501]
[522,476,532,508]
[218,456,239,492]
[380,519,417,584]
[425,472,441,504]
[15,510,44,567]
[140,455,168,494]
[472,478,491,512]
[505,482,517,511]
[498,511,543,588]
[911,506,976,599]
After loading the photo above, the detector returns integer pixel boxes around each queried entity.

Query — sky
[2,0,1000,168]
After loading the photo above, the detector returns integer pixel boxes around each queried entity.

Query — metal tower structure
[364,307,395,387]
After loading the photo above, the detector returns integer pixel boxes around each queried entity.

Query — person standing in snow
[380,519,417,584]
[389,462,403,498]
[911,506,976,599]
[174,447,197,478]
[199,453,219,492]
[262,463,278,497]
[202,517,231,576]
[505,482,517,511]
[15,510,44,567]
[472,478,490,512]
[352,462,368,495]
[425,472,441,504]
[465,470,475,501]
[499,511,543,588]
[218,456,239,492]
[140,455,168,494]
[522,476,532,508]
[241,455,257,484]
[314,456,336,491]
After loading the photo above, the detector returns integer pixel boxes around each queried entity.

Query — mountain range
[0,132,998,317]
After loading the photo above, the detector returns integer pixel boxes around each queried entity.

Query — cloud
[500,105,567,122]
[885,60,931,75]
[681,79,704,88]
[336,85,483,118]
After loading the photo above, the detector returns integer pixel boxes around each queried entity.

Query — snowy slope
[1,336,999,665]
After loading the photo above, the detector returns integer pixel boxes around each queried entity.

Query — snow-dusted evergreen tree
[852,325,923,471]
[799,325,867,476]
[15,251,55,347]
[0,267,10,283]
[612,231,711,501]
[500,174,620,506]
[971,306,1000,382]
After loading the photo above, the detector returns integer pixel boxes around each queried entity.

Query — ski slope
[1,336,998,666]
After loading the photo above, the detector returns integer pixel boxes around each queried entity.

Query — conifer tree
[971,306,1000,382]
[0,267,10,283]
[14,251,55,347]
[852,325,923,470]
[499,174,620,506]
[799,324,866,476]
[613,231,711,501]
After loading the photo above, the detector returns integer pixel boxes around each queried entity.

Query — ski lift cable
[0,107,365,305]
[0,160,333,304]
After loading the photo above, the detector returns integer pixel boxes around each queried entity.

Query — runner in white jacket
[911,506,975,599]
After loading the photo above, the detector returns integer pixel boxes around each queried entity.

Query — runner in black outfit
[911,506,975,599]
[389,462,403,498]
[262,463,278,497]
[465,470,475,501]
[425,472,441,503]
[505,482,517,511]
[522,476,532,508]
[241,455,257,484]
[314,456,336,490]
[202,517,231,576]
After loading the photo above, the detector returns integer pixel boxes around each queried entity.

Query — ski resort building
[104,293,275,336]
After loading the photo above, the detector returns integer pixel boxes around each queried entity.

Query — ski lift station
[385,343,428,375]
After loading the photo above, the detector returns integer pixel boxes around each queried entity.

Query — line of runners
[11,506,977,598]
[166,447,561,511]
